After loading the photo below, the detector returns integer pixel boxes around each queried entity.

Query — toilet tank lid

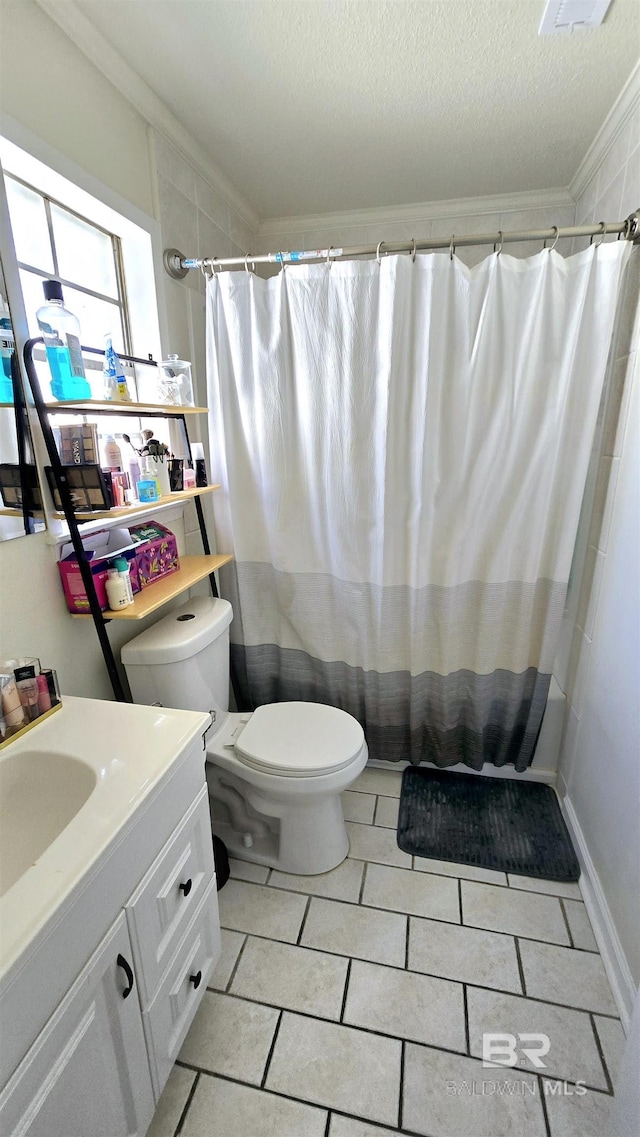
[121,596,233,666]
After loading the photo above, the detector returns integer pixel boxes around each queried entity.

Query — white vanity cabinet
[0,704,220,1137]
[0,913,154,1137]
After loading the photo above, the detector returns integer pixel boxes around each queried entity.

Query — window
[5,174,132,356]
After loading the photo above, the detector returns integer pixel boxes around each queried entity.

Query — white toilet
[121,596,368,874]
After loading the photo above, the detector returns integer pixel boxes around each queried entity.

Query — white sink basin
[0,696,210,983]
[0,750,97,897]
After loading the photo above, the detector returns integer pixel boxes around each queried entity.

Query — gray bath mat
[397,767,580,881]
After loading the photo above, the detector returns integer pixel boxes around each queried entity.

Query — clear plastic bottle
[36,280,91,401]
[103,334,131,402]
[0,294,14,402]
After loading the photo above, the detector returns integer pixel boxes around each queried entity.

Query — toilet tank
[121,595,233,713]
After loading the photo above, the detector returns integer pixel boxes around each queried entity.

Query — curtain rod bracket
[627,211,640,243]
[164,247,189,280]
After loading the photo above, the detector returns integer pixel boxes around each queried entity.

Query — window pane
[5,178,54,273]
[50,203,118,299]
[62,285,126,354]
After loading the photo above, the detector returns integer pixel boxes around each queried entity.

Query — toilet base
[204,739,367,875]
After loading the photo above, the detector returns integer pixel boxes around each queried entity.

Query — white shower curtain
[206,243,630,771]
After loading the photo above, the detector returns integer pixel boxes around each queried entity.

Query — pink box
[58,527,141,614]
[129,521,180,589]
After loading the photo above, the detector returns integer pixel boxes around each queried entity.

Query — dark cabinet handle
[189,970,202,989]
[117,953,134,999]
[179,878,192,897]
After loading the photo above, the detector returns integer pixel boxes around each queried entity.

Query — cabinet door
[0,912,154,1137]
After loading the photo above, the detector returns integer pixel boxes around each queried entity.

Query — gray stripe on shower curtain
[230,644,551,772]
[220,561,565,772]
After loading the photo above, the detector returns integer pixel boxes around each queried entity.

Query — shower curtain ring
[494,231,503,256]
[245,254,256,275]
[593,221,607,247]
[376,240,385,265]
[280,251,287,272]
[449,234,455,261]
[411,239,417,262]
[547,226,559,253]
[200,259,213,279]
[327,246,334,268]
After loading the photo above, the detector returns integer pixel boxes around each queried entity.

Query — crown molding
[570,60,640,203]
[258,187,576,240]
[35,0,260,233]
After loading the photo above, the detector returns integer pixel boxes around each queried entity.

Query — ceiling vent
[539,0,613,34]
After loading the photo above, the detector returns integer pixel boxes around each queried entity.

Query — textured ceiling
[73,0,639,218]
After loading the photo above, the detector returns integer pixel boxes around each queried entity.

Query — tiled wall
[559,102,639,766]
[151,129,259,570]
[255,198,577,267]
[556,101,639,1000]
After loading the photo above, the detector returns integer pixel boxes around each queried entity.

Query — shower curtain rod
[164,212,639,278]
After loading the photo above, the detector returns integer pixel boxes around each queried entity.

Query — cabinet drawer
[143,879,221,1097]
[126,788,215,1005]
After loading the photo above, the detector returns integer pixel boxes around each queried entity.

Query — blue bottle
[36,280,92,401]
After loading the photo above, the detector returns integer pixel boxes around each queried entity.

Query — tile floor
[148,767,625,1137]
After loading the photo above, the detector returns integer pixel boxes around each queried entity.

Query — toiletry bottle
[191,443,208,488]
[140,455,161,498]
[183,463,196,490]
[36,280,91,401]
[101,434,122,470]
[136,479,160,503]
[112,555,134,603]
[0,674,26,731]
[126,455,141,496]
[105,569,130,611]
[36,673,52,714]
[103,334,131,402]
[103,337,118,401]
[0,294,14,402]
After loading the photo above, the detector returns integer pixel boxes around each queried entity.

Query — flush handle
[189,970,202,989]
[116,953,135,999]
[179,878,193,897]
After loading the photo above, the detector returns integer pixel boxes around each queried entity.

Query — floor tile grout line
[224,932,248,994]
[538,1073,552,1137]
[324,1111,332,1137]
[184,987,614,1085]
[462,985,470,1055]
[173,1069,200,1137]
[590,1011,615,1094]
[398,1039,405,1131]
[215,924,620,1019]
[457,878,463,924]
[404,915,410,970]
[175,1056,615,1124]
[514,936,527,996]
[339,958,352,1023]
[358,860,368,904]
[175,1063,434,1137]
[260,1008,283,1089]
[296,894,313,946]
[559,896,575,948]
[240,875,593,946]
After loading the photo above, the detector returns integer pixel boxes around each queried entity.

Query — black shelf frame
[22,337,221,703]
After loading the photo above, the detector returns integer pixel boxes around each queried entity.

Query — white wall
[556,97,640,1016]
[0,2,257,698]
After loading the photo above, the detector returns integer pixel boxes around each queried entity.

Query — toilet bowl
[121,596,368,874]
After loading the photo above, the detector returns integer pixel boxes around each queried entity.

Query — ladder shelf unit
[23,337,232,702]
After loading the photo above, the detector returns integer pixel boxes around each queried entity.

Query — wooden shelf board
[71,554,233,621]
[44,399,207,415]
[53,484,220,523]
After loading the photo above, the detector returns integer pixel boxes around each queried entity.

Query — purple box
[129,521,180,589]
[58,527,141,613]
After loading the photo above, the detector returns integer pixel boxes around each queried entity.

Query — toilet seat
[234,702,365,778]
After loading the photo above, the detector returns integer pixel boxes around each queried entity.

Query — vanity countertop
[0,696,210,983]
